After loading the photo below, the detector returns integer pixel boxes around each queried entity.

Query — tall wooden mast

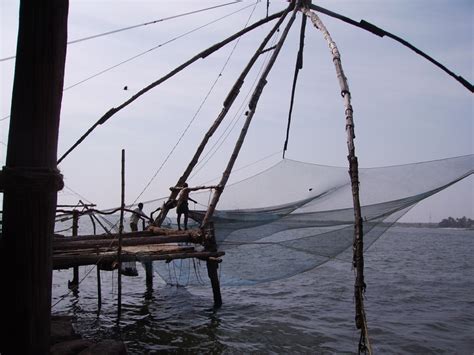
[0,1,69,353]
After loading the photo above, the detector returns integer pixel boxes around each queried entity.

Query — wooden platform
[53,228,224,270]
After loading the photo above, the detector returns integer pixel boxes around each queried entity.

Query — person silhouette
[176,183,197,230]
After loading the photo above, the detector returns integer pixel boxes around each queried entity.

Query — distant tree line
[438,216,473,228]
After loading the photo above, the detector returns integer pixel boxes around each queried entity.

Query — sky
[1,0,473,223]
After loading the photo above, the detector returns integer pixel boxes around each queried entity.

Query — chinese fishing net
[151,155,473,286]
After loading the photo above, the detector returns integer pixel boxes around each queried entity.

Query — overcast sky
[1,0,472,222]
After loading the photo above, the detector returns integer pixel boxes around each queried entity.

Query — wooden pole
[201,5,299,227]
[97,266,102,311]
[117,149,125,319]
[301,6,372,354]
[57,9,288,164]
[154,3,294,227]
[69,210,80,290]
[204,223,222,308]
[0,1,69,353]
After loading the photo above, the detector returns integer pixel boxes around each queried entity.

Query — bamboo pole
[0,1,68,353]
[201,5,299,228]
[97,265,102,311]
[117,149,125,319]
[154,3,295,227]
[57,9,289,164]
[301,6,372,354]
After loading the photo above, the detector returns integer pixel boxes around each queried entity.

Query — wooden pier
[53,225,225,308]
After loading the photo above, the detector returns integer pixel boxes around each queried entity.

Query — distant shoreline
[394,222,473,230]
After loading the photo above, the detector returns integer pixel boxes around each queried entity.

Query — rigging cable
[0,1,244,62]
[63,2,258,91]
[130,2,260,205]
[309,3,473,93]
[282,12,306,158]
[0,2,253,121]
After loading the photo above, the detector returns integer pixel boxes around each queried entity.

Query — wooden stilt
[117,149,125,320]
[145,262,153,287]
[207,260,222,308]
[97,266,102,311]
[204,223,222,308]
[0,1,69,352]
[69,210,80,290]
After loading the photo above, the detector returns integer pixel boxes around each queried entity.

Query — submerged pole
[0,0,69,353]
[69,209,80,290]
[117,149,125,319]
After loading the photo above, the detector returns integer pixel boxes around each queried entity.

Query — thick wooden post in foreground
[0,1,69,353]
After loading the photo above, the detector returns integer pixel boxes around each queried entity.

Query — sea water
[52,226,474,354]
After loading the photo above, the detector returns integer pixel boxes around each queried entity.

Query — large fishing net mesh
[153,154,473,286]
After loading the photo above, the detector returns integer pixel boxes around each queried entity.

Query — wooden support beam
[54,227,200,242]
[53,233,202,251]
[53,249,225,269]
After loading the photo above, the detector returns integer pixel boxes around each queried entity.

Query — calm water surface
[52,227,474,354]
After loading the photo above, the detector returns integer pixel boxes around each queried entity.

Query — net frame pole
[154,2,295,227]
[201,3,300,228]
[301,5,372,354]
[57,8,289,165]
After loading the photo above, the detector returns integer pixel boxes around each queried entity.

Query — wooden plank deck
[53,228,224,269]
